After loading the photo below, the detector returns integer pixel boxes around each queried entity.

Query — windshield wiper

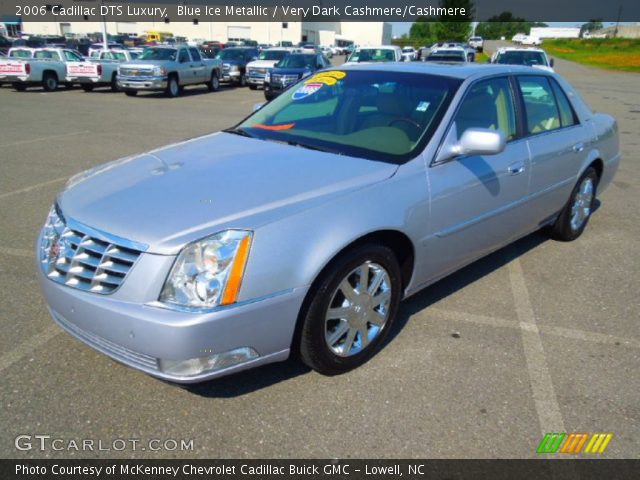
[223,127,256,138]
[286,140,343,155]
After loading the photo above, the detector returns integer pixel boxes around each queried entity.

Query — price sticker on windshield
[292,82,323,100]
[305,70,346,86]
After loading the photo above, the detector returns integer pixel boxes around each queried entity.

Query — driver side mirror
[436,127,506,163]
[549,58,555,67]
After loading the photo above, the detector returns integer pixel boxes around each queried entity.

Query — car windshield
[402,48,414,52]
[258,50,288,61]
[495,51,548,66]
[349,49,396,62]
[216,49,246,60]
[235,70,461,163]
[275,54,315,68]
[138,48,176,61]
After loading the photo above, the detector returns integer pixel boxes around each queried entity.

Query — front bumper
[37,248,307,383]
[247,76,265,86]
[221,70,241,83]
[118,75,167,91]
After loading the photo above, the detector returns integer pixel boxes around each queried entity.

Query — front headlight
[153,66,167,76]
[160,230,252,309]
[264,71,270,82]
[40,205,65,271]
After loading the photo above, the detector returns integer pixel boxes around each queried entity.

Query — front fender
[239,162,429,302]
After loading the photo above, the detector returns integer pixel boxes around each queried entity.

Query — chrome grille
[43,224,141,294]
[119,67,152,77]
[272,74,299,85]
[248,67,267,75]
[52,311,159,371]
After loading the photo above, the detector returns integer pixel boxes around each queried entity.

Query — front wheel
[124,89,138,97]
[110,74,120,92]
[238,73,247,87]
[165,75,180,97]
[207,72,220,92]
[298,244,402,375]
[547,167,599,241]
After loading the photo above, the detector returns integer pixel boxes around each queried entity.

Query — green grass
[544,38,640,73]
[475,51,490,63]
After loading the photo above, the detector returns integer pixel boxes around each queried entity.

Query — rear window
[34,50,60,60]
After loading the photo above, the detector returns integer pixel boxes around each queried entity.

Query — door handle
[572,143,584,152]
[508,163,525,175]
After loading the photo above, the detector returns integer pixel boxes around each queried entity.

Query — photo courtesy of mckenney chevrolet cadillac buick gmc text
[37,63,620,383]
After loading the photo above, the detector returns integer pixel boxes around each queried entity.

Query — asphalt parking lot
[1,48,638,459]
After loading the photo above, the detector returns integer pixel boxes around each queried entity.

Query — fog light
[158,347,259,377]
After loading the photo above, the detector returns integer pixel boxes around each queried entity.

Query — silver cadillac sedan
[37,63,620,383]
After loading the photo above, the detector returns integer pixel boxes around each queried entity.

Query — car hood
[59,132,398,255]
[247,60,279,68]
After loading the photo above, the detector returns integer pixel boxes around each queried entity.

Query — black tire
[81,84,94,92]
[547,167,599,241]
[165,75,180,97]
[207,72,220,92]
[238,73,247,87]
[110,74,119,92]
[13,83,27,91]
[42,72,58,92]
[249,84,258,90]
[264,91,275,101]
[298,244,402,375]
[124,90,138,97]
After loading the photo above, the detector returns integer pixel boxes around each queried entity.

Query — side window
[517,76,561,134]
[64,51,82,61]
[188,47,201,61]
[550,79,578,127]
[454,77,517,141]
[178,49,190,63]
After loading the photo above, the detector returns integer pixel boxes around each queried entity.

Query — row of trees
[393,0,602,48]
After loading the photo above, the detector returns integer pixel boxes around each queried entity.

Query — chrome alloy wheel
[570,177,594,231]
[324,262,392,357]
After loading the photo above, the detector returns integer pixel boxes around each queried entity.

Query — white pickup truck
[0,47,85,91]
[67,49,139,92]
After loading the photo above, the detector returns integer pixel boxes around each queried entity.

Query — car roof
[336,62,553,80]
[496,47,546,53]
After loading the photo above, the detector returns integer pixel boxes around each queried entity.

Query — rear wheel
[207,72,220,92]
[124,89,138,97]
[165,75,180,97]
[81,84,94,92]
[249,84,258,90]
[110,74,119,92]
[42,72,58,92]
[547,167,599,241]
[298,244,402,375]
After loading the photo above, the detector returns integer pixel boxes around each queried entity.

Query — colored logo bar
[537,433,612,454]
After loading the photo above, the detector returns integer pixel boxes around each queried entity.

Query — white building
[21,20,391,47]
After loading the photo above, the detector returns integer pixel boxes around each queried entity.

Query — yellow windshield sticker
[305,70,346,86]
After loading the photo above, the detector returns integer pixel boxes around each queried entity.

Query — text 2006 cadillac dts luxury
[37,63,620,383]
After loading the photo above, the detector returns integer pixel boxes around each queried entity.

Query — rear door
[516,75,591,224]
[425,76,532,278]
[188,47,205,83]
